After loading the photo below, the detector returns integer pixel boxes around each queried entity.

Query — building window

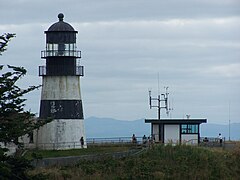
[181,124,198,134]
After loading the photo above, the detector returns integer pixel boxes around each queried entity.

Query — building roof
[47,13,76,32]
[145,119,207,124]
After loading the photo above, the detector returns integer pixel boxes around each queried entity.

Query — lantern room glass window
[46,43,76,51]
[46,43,76,56]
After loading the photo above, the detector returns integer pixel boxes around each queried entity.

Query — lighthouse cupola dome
[45,13,77,45]
[48,13,75,32]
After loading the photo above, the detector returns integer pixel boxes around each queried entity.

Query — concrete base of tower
[35,119,86,150]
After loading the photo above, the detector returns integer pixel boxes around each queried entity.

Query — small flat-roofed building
[145,119,207,145]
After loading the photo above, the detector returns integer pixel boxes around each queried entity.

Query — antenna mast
[148,86,170,120]
[229,101,231,141]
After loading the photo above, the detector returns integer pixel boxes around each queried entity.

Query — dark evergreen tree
[0,65,41,144]
[0,33,50,179]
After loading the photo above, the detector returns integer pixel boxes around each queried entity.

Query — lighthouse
[37,13,86,150]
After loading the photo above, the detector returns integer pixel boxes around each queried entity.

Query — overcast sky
[1,0,240,124]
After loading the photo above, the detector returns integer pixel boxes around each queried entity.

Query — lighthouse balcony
[39,65,84,76]
[41,50,81,58]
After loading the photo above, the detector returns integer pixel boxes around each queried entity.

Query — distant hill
[85,117,240,140]
[85,117,149,138]
[201,123,240,140]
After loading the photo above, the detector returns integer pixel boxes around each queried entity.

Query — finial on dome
[58,13,64,21]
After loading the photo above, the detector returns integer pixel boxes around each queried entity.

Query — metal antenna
[148,89,152,109]
[149,86,170,120]
[164,86,169,115]
[169,98,174,118]
[229,101,231,141]
[157,73,160,95]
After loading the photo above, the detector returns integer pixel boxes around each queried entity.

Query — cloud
[204,63,240,78]
[0,0,240,123]
[1,0,240,24]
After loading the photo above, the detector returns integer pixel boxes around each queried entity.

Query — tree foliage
[0,33,50,179]
[0,33,15,55]
[0,33,46,145]
[0,65,41,144]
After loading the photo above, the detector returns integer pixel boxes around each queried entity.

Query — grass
[27,143,240,179]
[24,144,135,160]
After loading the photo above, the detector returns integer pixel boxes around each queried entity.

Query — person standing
[142,135,147,145]
[132,134,137,144]
[218,133,223,146]
[80,136,84,148]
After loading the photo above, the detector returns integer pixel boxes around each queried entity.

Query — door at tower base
[36,119,86,150]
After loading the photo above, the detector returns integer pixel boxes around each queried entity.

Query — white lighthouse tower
[37,13,86,150]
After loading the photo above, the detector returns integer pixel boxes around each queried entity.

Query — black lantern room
[39,13,83,76]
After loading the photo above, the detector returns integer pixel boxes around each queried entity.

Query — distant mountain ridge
[85,117,240,140]
[201,123,240,140]
[85,116,149,138]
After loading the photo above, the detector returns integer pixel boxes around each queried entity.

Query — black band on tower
[40,100,84,119]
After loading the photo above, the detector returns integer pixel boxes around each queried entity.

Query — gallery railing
[38,65,84,76]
